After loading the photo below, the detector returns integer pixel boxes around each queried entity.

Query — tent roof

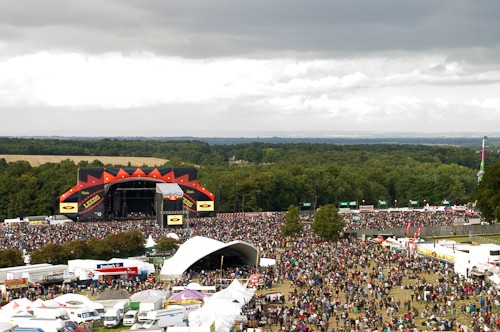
[156,183,183,196]
[130,289,169,301]
[160,236,258,278]
[168,289,209,301]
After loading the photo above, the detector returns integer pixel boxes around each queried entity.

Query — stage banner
[167,215,183,226]
[60,202,78,214]
[197,201,215,212]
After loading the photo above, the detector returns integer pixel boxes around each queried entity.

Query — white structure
[416,241,500,278]
[67,258,155,281]
[189,279,254,332]
[160,236,258,279]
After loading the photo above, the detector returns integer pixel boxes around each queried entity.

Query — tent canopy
[156,183,183,196]
[160,236,259,278]
[168,289,210,301]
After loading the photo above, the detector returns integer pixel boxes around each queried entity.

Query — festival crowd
[1,211,498,332]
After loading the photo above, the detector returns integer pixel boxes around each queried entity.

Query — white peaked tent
[205,279,254,305]
[188,279,254,332]
[0,298,33,313]
[145,234,156,249]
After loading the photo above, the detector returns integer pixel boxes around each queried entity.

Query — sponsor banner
[29,220,47,225]
[60,202,78,214]
[183,197,194,209]
[97,267,139,275]
[167,215,183,226]
[5,278,28,289]
[417,247,454,263]
[79,187,105,221]
[197,200,214,212]
[97,262,124,269]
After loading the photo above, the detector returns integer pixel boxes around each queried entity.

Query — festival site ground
[2,211,500,332]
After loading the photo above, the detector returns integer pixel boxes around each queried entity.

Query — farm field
[0,154,169,167]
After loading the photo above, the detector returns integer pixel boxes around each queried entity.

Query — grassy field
[0,154,169,167]
[437,234,500,243]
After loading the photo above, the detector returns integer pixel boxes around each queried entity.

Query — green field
[95,327,129,332]
[433,234,500,243]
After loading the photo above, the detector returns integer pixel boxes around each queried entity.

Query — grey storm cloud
[1,0,499,59]
[1,0,500,137]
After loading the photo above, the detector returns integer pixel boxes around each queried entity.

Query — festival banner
[405,222,411,236]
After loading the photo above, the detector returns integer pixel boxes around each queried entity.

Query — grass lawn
[94,327,129,332]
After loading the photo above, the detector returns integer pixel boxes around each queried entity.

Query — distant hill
[9,135,500,147]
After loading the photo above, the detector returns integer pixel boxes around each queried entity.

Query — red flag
[405,222,411,236]
[416,225,422,238]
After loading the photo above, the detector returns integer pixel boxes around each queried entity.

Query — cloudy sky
[1,0,500,137]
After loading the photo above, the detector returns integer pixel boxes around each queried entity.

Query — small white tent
[145,235,156,249]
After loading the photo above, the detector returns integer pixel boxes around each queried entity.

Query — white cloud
[1,51,500,135]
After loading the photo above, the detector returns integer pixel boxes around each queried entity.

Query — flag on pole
[416,225,422,238]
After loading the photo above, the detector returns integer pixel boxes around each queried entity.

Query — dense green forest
[0,137,498,220]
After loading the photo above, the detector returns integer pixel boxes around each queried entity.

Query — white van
[123,310,139,326]
[65,306,100,323]
[103,307,123,328]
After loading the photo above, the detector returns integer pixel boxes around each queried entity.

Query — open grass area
[95,327,128,332]
[0,154,169,167]
[435,234,500,243]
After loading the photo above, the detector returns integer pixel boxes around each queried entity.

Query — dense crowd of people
[1,211,498,331]
[342,211,456,231]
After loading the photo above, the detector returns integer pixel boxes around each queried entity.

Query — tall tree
[475,160,500,222]
[312,204,344,240]
[155,237,180,252]
[0,249,25,268]
[281,205,303,237]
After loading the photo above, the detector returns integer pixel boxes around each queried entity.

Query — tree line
[0,231,181,267]
[0,138,497,220]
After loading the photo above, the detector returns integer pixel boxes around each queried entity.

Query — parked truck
[139,306,185,330]
[138,297,163,322]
